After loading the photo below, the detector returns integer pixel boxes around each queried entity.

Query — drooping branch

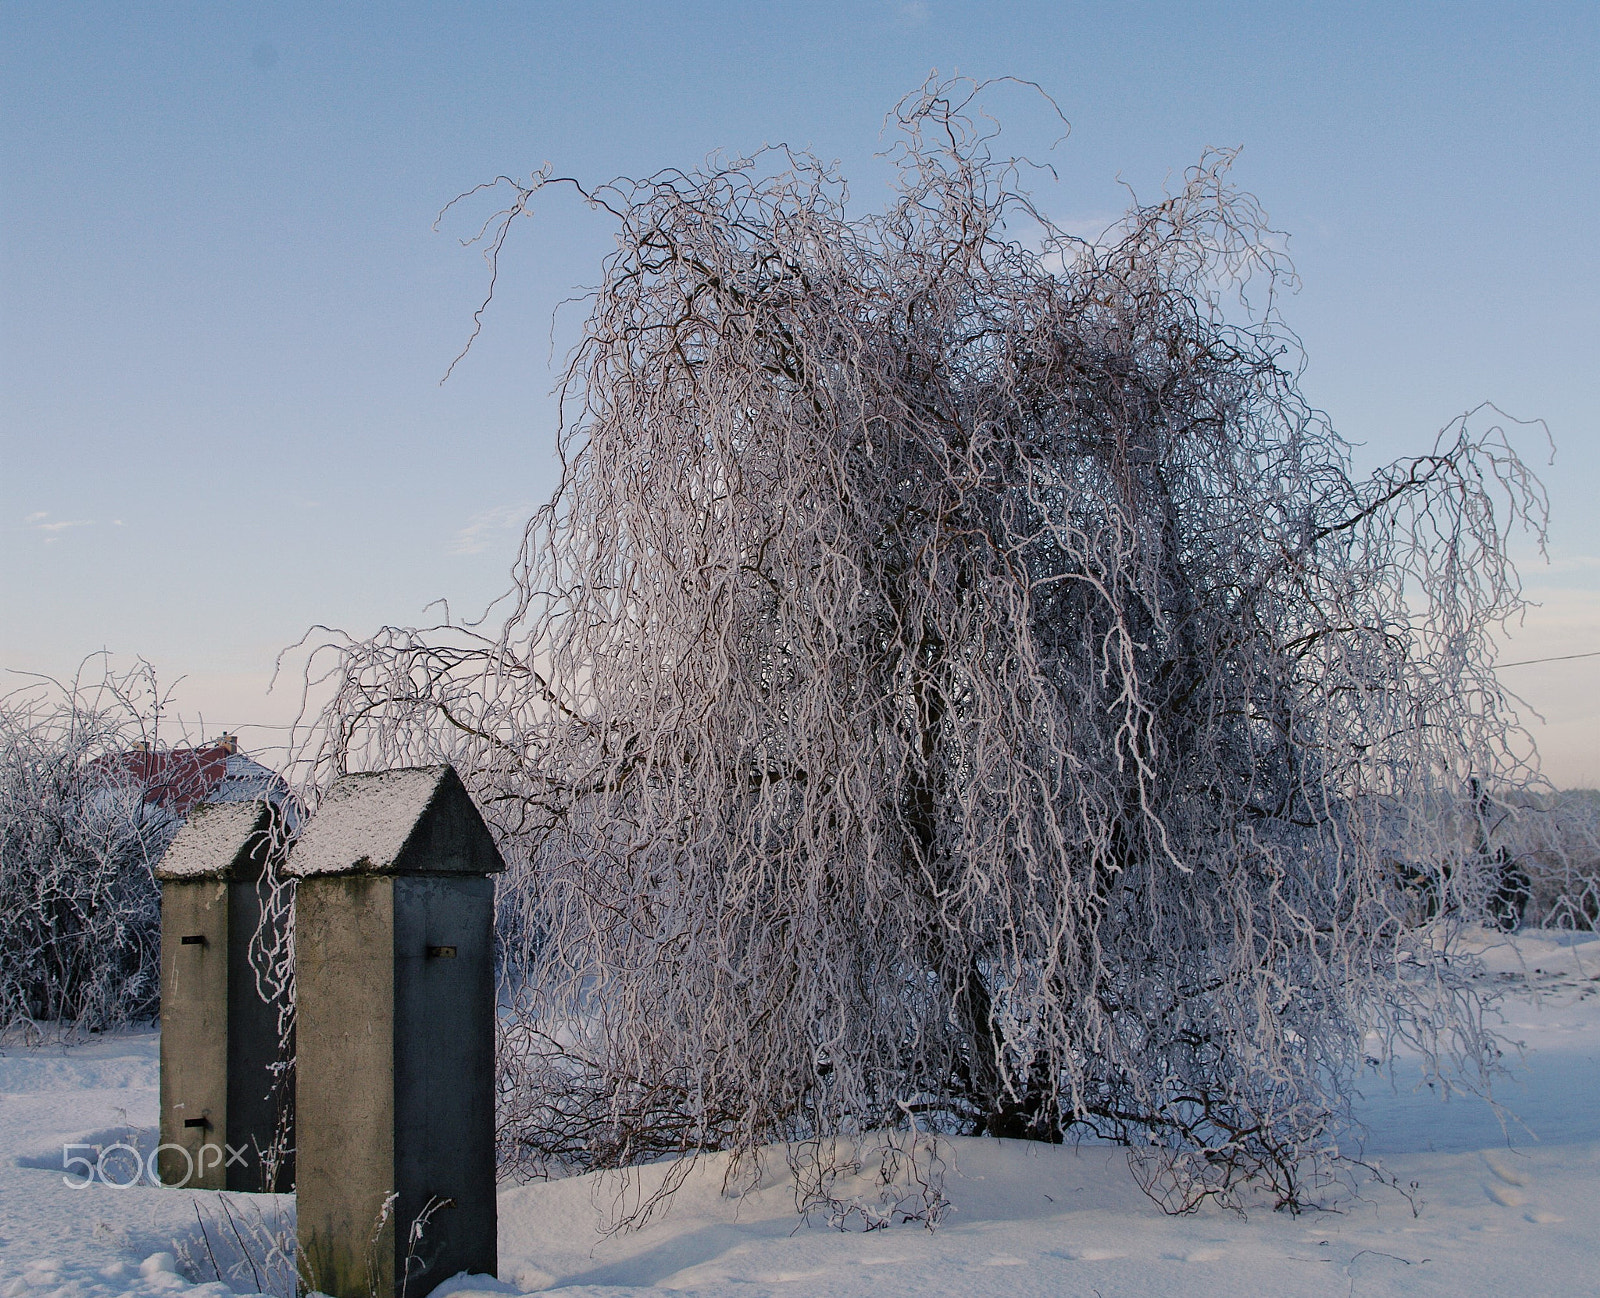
[300,77,1550,1216]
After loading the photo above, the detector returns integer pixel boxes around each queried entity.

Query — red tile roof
[97,746,235,813]
[91,740,292,817]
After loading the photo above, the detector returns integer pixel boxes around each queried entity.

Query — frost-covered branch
[0,658,179,1035]
[300,78,1551,1214]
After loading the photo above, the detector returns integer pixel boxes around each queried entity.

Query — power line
[1498,649,1600,668]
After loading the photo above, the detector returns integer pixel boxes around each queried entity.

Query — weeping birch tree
[303,82,1549,1212]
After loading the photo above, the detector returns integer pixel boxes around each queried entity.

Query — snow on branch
[300,78,1551,1216]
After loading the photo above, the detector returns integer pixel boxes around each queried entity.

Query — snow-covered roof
[211,753,293,807]
[285,764,504,878]
[154,799,274,881]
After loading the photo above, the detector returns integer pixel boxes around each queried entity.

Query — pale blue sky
[3,2,1597,778]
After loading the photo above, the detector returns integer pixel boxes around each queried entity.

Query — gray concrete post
[156,800,294,1192]
[287,765,504,1298]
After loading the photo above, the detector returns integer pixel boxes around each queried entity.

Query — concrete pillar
[156,800,294,1192]
[287,765,503,1298]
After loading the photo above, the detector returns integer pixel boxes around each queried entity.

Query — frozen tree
[0,661,178,1035]
[1475,787,1600,931]
[302,81,1550,1213]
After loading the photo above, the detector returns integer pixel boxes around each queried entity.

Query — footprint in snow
[1480,1152,1527,1187]
[1480,1151,1531,1207]
[746,1270,828,1283]
[1484,1182,1525,1208]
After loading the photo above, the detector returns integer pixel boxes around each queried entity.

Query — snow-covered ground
[3,929,1597,1298]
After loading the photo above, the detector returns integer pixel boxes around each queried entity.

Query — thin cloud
[1538,554,1600,574]
[26,512,94,542]
[1012,213,1123,278]
[452,505,532,556]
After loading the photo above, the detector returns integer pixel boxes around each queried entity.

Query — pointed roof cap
[285,764,504,878]
[155,800,277,881]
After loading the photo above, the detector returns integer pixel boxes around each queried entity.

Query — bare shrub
[0,660,177,1035]
[174,1193,298,1298]
[299,79,1550,1213]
